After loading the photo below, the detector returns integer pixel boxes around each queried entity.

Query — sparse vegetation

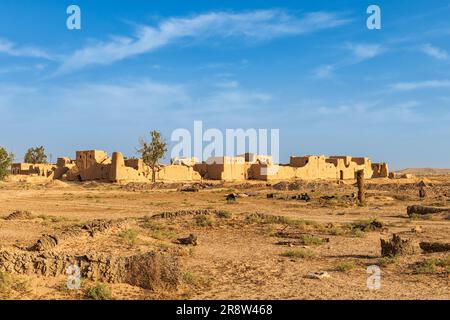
[142,217,177,240]
[119,228,139,246]
[0,147,14,181]
[378,256,397,267]
[281,249,315,259]
[216,210,232,219]
[38,214,69,223]
[351,229,366,238]
[246,213,319,228]
[0,271,31,298]
[0,271,11,296]
[183,272,213,288]
[334,261,357,272]
[299,235,324,245]
[350,219,383,232]
[183,272,199,285]
[412,257,450,274]
[86,283,112,300]
[194,215,214,227]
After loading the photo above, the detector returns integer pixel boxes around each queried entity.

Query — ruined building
[11,150,389,183]
[194,153,389,181]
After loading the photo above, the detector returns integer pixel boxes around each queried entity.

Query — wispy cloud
[391,80,450,91]
[313,65,335,79]
[0,38,53,60]
[313,43,384,78]
[345,43,385,61]
[57,10,350,74]
[421,43,448,60]
[214,80,240,89]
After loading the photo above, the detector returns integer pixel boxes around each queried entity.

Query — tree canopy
[138,131,167,182]
[0,147,14,180]
[24,146,48,164]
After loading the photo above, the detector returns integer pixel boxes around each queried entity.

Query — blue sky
[1,0,450,169]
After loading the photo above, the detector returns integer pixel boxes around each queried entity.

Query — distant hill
[395,168,450,176]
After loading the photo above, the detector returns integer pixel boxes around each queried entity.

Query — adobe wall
[110,152,148,183]
[156,165,201,182]
[193,156,247,181]
[11,163,54,177]
[124,158,150,177]
[371,163,389,178]
[76,150,109,170]
[250,155,378,181]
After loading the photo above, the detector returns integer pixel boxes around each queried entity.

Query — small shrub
[350,219,383,232]
[151,229,177,240]
[194,215,213,227]
[87,283,112,300]
[217,211,232,219]
[142,217,164,230]
[378,256,397,267]
[409,213,432,220]
[0,271,11,295]
[183,272,199,285]
[299,235,324,245]
[329,227,345,236]
[352,229,365,238]
[38,214,68,223]
[182,272,213,288]
[413,257,450,274]
[0,272,31,297]
[281,249,315,259]
[334,261,357,273]
[246,214,261,224]
[119,228,139,246]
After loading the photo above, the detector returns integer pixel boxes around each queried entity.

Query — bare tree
[138,131,167,182]
[24,146,48,164]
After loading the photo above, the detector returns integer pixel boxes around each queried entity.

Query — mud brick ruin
[11,150,389,183]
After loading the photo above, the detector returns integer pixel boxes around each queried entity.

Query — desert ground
[0,174,449,300]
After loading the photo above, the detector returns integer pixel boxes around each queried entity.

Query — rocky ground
[0,175,449,300]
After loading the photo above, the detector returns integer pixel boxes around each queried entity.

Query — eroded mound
[30,219,127,251]
[4,210,33,220]
[151,209,223,219]
[0,250,180,290]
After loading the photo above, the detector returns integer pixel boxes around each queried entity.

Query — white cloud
[0,38,53,60]
[57,10,349,74]
[215,80,240,89]
[313,65,335,79]
[421,43,448,60]
[345,43,385,61]
[391,80,450,91]
[312,43,384,79]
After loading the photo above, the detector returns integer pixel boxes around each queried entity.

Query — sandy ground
[0,176,449,300]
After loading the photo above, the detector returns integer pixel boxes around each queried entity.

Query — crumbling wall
[0,250,180,290]
[10,163,54,177]
[194,156,247,181]
[372,163,389,178]
[110,152,148,183]
[157,165,201,182]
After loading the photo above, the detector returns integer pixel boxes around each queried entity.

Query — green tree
[24,146,48,164]
[138,131,167,182]
[0,147,14,181]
